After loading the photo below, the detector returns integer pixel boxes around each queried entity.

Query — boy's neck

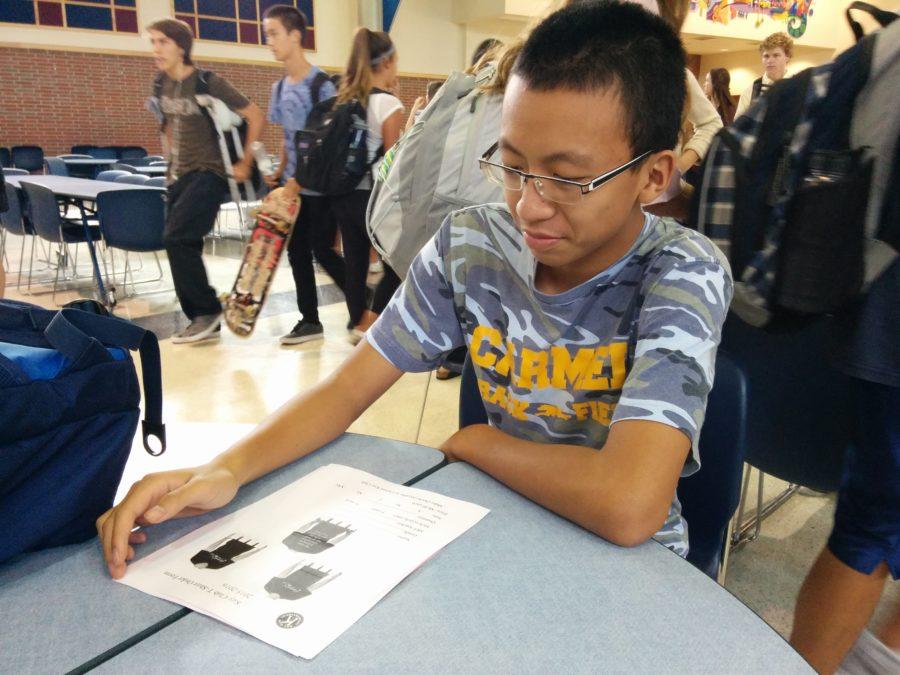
[165,63,194,81]
[284,50,312,82]
[535,206,646,295]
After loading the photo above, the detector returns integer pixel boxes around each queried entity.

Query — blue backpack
[691,3,898,328]
[0,299,166,563]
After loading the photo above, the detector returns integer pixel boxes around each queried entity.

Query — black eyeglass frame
[478,141,655,200]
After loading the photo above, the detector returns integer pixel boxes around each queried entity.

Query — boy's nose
[516,179,555,223]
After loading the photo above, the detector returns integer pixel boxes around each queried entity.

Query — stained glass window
[173,0,316,49]
[0,0,138,33]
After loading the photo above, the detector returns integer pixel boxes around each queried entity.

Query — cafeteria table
[0,425,445,674]
[89,462,811,673]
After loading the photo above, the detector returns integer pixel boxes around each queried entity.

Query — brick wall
[0,47,441,156]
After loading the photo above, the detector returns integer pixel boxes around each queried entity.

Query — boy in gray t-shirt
[100,3,733,579]
[147,19,265,343]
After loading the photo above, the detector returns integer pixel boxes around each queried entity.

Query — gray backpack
[366,65,504,277]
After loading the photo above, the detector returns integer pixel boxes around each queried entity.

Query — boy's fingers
[148,480,215,524]
[105,473,190,576]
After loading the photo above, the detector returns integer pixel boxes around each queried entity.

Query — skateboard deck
[223,187,300,336]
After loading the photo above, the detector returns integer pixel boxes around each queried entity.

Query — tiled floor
[2,227,897,642]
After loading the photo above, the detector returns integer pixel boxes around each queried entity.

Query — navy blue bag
[0,299,166,564]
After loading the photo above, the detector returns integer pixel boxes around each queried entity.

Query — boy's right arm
[97,341,404,578]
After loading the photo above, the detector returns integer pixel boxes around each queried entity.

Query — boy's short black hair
[513,1,686,155]
[263,4,308,40]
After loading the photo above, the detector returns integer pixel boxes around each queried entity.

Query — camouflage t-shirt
[367,205,733,555]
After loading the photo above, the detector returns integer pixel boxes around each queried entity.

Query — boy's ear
[637,150,677,205]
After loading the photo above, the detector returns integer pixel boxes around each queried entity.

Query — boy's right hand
[264,170,282,188]
[96,464,240,579]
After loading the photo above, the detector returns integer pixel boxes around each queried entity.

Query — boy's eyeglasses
[478,141,654,205]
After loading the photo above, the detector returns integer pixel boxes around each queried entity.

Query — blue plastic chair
[3,168,29,176]
[117,146,148,160]
[458,350,747,581]
[718,315,854,548]
[87,147,117,160]
[0,147,10,168]
[97,190,165,252]
[114,174,150,185]
[20,182,102,302]
[11,146,44,173]
[97,189,167,298]
[0,182,35,286]
[43,157,69,177]
[71,145,94,155]
[144,177,167,188]
[678,352,747,579]
[96,170,131,183]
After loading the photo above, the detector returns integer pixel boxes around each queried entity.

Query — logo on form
[276,612,304,629]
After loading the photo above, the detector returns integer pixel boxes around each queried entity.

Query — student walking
[148,19,265,344]
[262,5,343,345]
[328,29,404,344]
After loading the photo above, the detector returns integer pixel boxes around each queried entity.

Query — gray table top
[60,158,118,165]
[95,463,812,674]
[6,174,158,200]
[134,166,167,175]
[0,430,443,675]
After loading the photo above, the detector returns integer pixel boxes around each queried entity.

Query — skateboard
[223,186,300,336]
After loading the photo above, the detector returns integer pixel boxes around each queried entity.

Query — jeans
[164,171,227,319]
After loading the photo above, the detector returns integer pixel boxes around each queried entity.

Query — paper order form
[119,464,489,659]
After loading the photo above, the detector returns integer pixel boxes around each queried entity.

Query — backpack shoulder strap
[195,68,212,96]
[152,71,166,99]
[310,71,329,106]
[275,76,286,105]
[751,77,764,100]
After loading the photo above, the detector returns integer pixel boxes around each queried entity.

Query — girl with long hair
[331,28,405,343]
[704,68,736,125]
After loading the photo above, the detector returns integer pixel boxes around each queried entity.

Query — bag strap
[751,77,764,101]
[847,1,897,42]
[44,310,166,456]
[310,71,329,106]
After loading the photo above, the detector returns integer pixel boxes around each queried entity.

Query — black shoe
[280,320,324,345]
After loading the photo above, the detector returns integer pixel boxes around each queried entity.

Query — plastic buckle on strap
[142,420,167,456]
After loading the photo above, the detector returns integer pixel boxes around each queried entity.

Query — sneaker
[367,260,385,287]
[172,313,222,344]
[838,629,900,675]
[280,320,324,345]
[348,328,366,346]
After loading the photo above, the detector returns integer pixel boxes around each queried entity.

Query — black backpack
[294,88,388,195]
[690,3,897,329]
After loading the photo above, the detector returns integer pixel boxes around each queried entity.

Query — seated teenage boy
[98,2,733,578]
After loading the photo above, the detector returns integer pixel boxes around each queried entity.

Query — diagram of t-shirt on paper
[265,561,341,601]
[282,518,354,554]
[190,534,266,570]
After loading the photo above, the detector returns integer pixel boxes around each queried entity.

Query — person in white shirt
[735,31,793,119]
[328,28,405,344]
